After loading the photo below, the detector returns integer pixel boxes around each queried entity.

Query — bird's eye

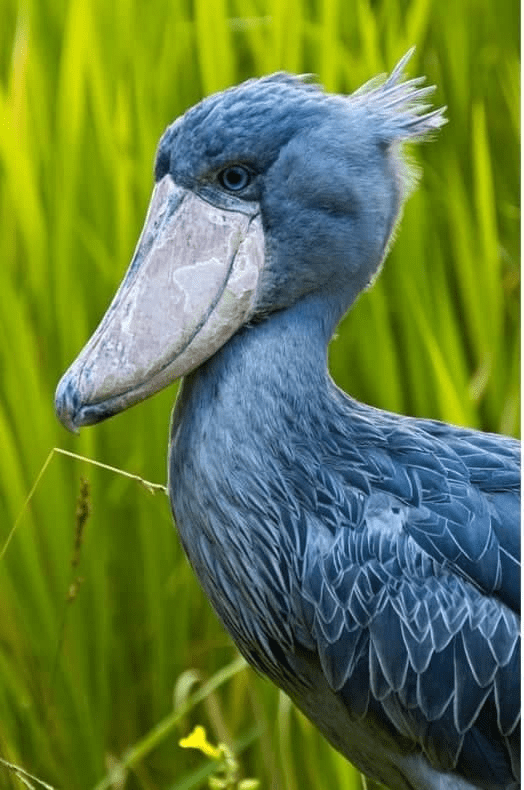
[218,165,251,192]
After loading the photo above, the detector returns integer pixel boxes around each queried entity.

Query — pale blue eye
[219,165,251,191]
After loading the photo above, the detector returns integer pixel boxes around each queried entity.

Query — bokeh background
[0,0,519,788]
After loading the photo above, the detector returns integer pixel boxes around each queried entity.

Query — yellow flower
[179,726,222,760]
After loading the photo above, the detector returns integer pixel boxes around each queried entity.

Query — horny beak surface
[55,174,264,432]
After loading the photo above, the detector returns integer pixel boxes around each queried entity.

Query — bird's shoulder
[308,399,521,612]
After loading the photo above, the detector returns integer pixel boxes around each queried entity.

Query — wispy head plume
[350,48,447,142]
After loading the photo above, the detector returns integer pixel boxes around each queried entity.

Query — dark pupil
[222,166,248,190]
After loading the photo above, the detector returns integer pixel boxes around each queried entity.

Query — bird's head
[56,50,445,431]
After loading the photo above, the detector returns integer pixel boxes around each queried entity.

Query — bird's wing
[287,493,520,784]
[272,416,520,782]
[326,409,521,613]
[387,419,520,614]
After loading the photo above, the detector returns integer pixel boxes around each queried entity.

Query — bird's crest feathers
[258,49,446,143]
[349,48,447,141]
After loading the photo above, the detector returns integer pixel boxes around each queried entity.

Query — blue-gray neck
[168,291,351,660]
[169,284,357,443]
[170,288,351,460]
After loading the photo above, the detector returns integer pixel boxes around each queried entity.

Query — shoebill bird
[55,51,520,790]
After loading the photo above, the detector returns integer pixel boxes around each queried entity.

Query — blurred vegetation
[0,0,519,788]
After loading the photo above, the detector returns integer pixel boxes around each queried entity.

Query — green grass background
[0,0,519,788]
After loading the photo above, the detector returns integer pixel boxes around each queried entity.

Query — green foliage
[0,0,518,789]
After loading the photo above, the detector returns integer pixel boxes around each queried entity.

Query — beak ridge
[55,176,265,431]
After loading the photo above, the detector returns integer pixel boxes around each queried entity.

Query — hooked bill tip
[55,376,82,434]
